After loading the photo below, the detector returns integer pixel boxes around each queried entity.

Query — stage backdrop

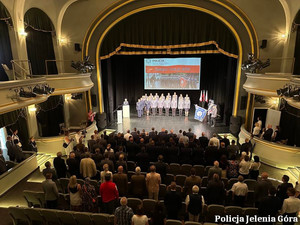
[101,54,237,125]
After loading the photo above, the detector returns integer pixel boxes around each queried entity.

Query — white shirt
[281,196,300,214]
[124,133,131,141]
[239,160,251,175]
[231,182,248,196]
[209,137,220,149]
[105,148,114,153]
[132,215,148,225]
[257,120,262,130]
[250,162,261,171]
[253,126,260,135]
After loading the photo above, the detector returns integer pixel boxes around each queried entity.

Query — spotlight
[241,53,270,73]
[71,56,95,73]
[19,30,28,37]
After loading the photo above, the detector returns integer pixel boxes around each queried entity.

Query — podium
[123,105,130,118]
[117,110,123,124]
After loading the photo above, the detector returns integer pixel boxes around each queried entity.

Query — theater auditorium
[0,0,299,225]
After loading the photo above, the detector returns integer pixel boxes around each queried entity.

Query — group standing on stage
[136,92,191,118]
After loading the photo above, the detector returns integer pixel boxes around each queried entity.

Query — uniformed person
[171,93,177,116]
[164,96,171,116]
[209,104,218,127]
[158,96,164,116]
[151,95,158,116]
[184,96,191,117]
[207,99,214,124]
[136,99,142,118]
[145,96,151,116]
[178,94,184,116]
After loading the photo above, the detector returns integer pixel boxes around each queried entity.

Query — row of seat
[9,203,258,225]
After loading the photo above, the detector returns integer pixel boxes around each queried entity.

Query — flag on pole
[199,90,203,102]
[194,104,207,122]
[205,90,208,102]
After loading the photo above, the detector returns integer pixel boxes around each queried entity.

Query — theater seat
[23,191,44,208]
[245,191,255,207]
[244,179,257,191]
[56,211,77,225]
[204,166,212,176]
[185,222,202,225]
[181,164,192,176]
[90,179,99,191]
[193,165,204,177]
[142,199,156,217]
[201,176,208,187]
[77,179,85,186]
[166,219,182,225]
[159,184,167,199]
[169,163,180,175]
[58,178,70,194]
[39,208,61,225]
[91,213,110,225]
[24,208,44,225]
[206,205,225,222]
[165,174,175,185]
[175,175,186,187]
[127,198,142,213]
[9,207,29,225]
[73,212,93,225]
[225,206,243,217]
[127,161,136,172]
[243,207,258,216]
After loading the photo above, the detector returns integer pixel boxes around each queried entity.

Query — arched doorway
[24,8,57,75]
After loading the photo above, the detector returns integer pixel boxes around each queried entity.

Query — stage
[109,108,229,138]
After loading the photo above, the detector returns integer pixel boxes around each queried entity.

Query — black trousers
[233,195,245,207]
[102,200,115,214]
[46,200,58,209]
[282,213,297,225]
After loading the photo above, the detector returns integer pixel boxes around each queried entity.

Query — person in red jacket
[100,173,119,214]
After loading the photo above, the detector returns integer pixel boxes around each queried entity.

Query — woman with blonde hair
[68,175,82,211]
[252,122,260,136]
[100,163,112,183]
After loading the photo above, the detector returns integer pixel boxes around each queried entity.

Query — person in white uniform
[207,99,214,125]
[209,104,218,127]
[171,92,177,116]
[158,96,164,116]
[151,96,158,116]
[164,96,171,116]
[184,95,191,117]
[178,94,184,116]
[145,96,151,116]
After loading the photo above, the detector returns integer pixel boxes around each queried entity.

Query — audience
[263,124,273,141]
[254,172,273,207]
[208,161,222,180]
[42,173,59,209]
[100,173,119,214]
[101,163,113,183]
[131,167,146,199]
[277,175,293,205]
[113,166,128,196]
[67,152,80,177]
[249,155,261,180]
[185,185,204,222]
[258,186,281,222]
[68,175,82,211]
[207,174,224,205]
[42,161,57,181]
[146,165,161,201]
[281,187,300,225]
[164,182,182,220]
[227,140,239,159]
[239,155,251,179]
[209,133,220,148]
[150,203,166,225]
[230,175,248,207]
[114,197,134,225]
[131,207,149,225]
[80,152,97,178]
[53,152,67,179]
[82,177,96,212]
[0,149,7,175]
[184,168,201,195]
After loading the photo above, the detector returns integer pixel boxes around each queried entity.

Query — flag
[205,90,208,102]
[194,104,207,122]
[199,90,203,102]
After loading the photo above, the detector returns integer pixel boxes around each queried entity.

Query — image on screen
[144,58,201,90]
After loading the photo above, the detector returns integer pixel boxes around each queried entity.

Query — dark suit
[263,129,273,141]
[220,138,230,147]
[258,195,281,217]
[66,158,80,177]
[164,190,182,220]
[136,152,150,172]
[92,153,103,170]
[207,180,225,205]
[88,139,97,152]
[155,161,167,183]
[126,141,138,161]
[131,174,146,198]
[198,136,209,148]
[42,168,57,181]
[277,182,293,205]
[184,175,201,195]
[186,132,194,139]
[0,155,7,175]
[100,159,115,172]
[113,173,128,196]
[204,146,218,166]
[116,160,128,172]
[53,157,67,179]
[254,179,273,207]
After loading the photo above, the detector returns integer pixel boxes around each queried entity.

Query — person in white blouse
[131,207,149,225]
[100,164,113,183]
[280,187,300,225]
[239,155,251,179]
[252,122,261,136]
[257,117,262,130]
[231,175,248,207]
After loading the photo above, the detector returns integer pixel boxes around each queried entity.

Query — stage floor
[109,110,229,138]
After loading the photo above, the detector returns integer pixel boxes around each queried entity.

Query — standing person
[184,95,191,117]
[207,174,225,205]
[227,154,239,179]
[131,167,146,199]
[68,175,82,211]
[210,104,218,127]
[12,129,22,147]
[171,93,177,117]
[67,152,80,177]
[185,185,204,222]
[150,95,157,116]
[231,175,248,207]
[100,173,119,214]
[158,96,164,116]
[209,134,220,149]
[114,197,134,225]
[150,203,166,225]
[252,123,261,136]
[53,152,67,179]
[82,177,97,212]
[113,166,128,197]
[227,140,239,159]
[146,165,161,201]
[42,161,57,181]
[164,182,182,220]
[12,140,25,163]
[131,207,149,225]
[208,161,222,180]
[163,96,171,116]
[29,137,37,152]
[239,155,251,179]
[42,173,59,209]
[277,175,294,205]
[254,172,273,208]
[80,152,97,179]
[100,164,113,183]
[257,116,262,131]
[184,168,201,195]
[263,125,273,141]
[136,99,142,118]
[198,132,209,148]
[6,136,14,161]
[249,156,261,180]
[0,149,7,175]
[178,94,184,116]
[63,131,73,156]
[281,188,300,225]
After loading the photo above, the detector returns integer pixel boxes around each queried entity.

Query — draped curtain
[24,8,57,75]
[0,2,13,81]
[36,96,65,137]
[293,25,300,75]
[100,8,238,59]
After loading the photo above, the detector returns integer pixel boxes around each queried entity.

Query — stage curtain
[36,96,65,137]
[100,8,238,59]
[101,54,237,124]
[280,103,300,146]
[24,8,57,75]
[293,25,300,75]
[0,109,30,150]
[0,2,13,81]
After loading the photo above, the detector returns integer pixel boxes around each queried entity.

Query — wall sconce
[268,97,279,108]
[278,33,288,41]
[28,105,37,112]
[19,30,28,37]
[65,94,72,101]
[58,37,68,45]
